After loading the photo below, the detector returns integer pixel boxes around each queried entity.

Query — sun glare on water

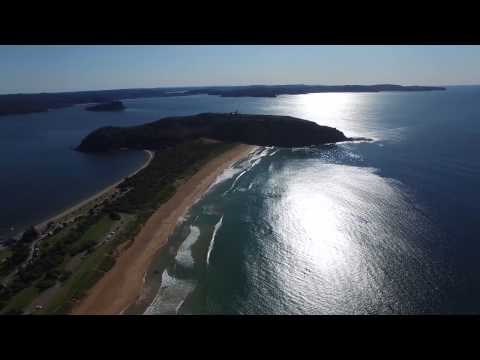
[270,92,384,140]
[253,156,440,314]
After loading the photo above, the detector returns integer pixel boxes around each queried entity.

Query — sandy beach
[71,143,257,315]
[36,150,154,232]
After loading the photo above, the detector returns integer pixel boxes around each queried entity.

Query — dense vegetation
[77,113,350,152]
[0,226,40,276]
[0,139,237,314]
[21,226,39,243]
[106,140,235,214]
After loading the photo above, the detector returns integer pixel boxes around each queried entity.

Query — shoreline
[35,150,154,233]
[71,143,258,315]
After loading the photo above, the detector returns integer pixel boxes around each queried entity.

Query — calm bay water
[1,88,480,313]
[0,95,272,237]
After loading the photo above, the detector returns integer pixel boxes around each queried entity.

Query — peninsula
[77,113,350,152]
[0,112,352,314]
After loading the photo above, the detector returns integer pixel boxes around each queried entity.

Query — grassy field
[1,286,39,314]
[0,248,12,262]
[39,224,74,255]
[42,216,131,314]
[78,216,115,246]
[68,216,115,254]
[1,215,118,314]
[44,243,114,314]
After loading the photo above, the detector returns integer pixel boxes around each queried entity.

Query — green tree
[21,226,39,243]
[109,212,121,221]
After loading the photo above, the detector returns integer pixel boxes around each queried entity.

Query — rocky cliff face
[76,113,350,152]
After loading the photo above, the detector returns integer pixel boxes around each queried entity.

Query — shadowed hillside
[77,113,351,152]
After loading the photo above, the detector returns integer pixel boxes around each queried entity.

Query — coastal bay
[71,143,257,314]
[69,112,350,314]
[2,43,480,317]
[2,87,480,314]
[1,136,254,313]
[36,150,154,233]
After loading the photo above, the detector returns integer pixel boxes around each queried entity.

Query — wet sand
[71,144,257,315]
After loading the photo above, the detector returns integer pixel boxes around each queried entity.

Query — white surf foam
[175,225,201,269]
[143,270,196,315]
[206,216,224,266]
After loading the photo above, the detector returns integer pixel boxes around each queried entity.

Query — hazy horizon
[1,82,477,96]
[1,45,480,94]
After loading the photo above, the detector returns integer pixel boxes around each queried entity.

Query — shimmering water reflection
[145,87,480,314]
[152,145,452,314]
[251,158,447,314]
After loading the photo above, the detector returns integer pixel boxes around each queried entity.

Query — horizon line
[0,82,474,96]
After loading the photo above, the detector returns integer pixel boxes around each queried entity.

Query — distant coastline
[0,84,446,116]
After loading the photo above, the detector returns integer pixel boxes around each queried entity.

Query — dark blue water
[2,88,480,313]
[142,87,480,314]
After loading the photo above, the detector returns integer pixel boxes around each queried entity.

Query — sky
[0,45,479,94]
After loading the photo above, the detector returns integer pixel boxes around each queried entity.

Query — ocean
[1,87,480,313]
[144,87,480,314]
